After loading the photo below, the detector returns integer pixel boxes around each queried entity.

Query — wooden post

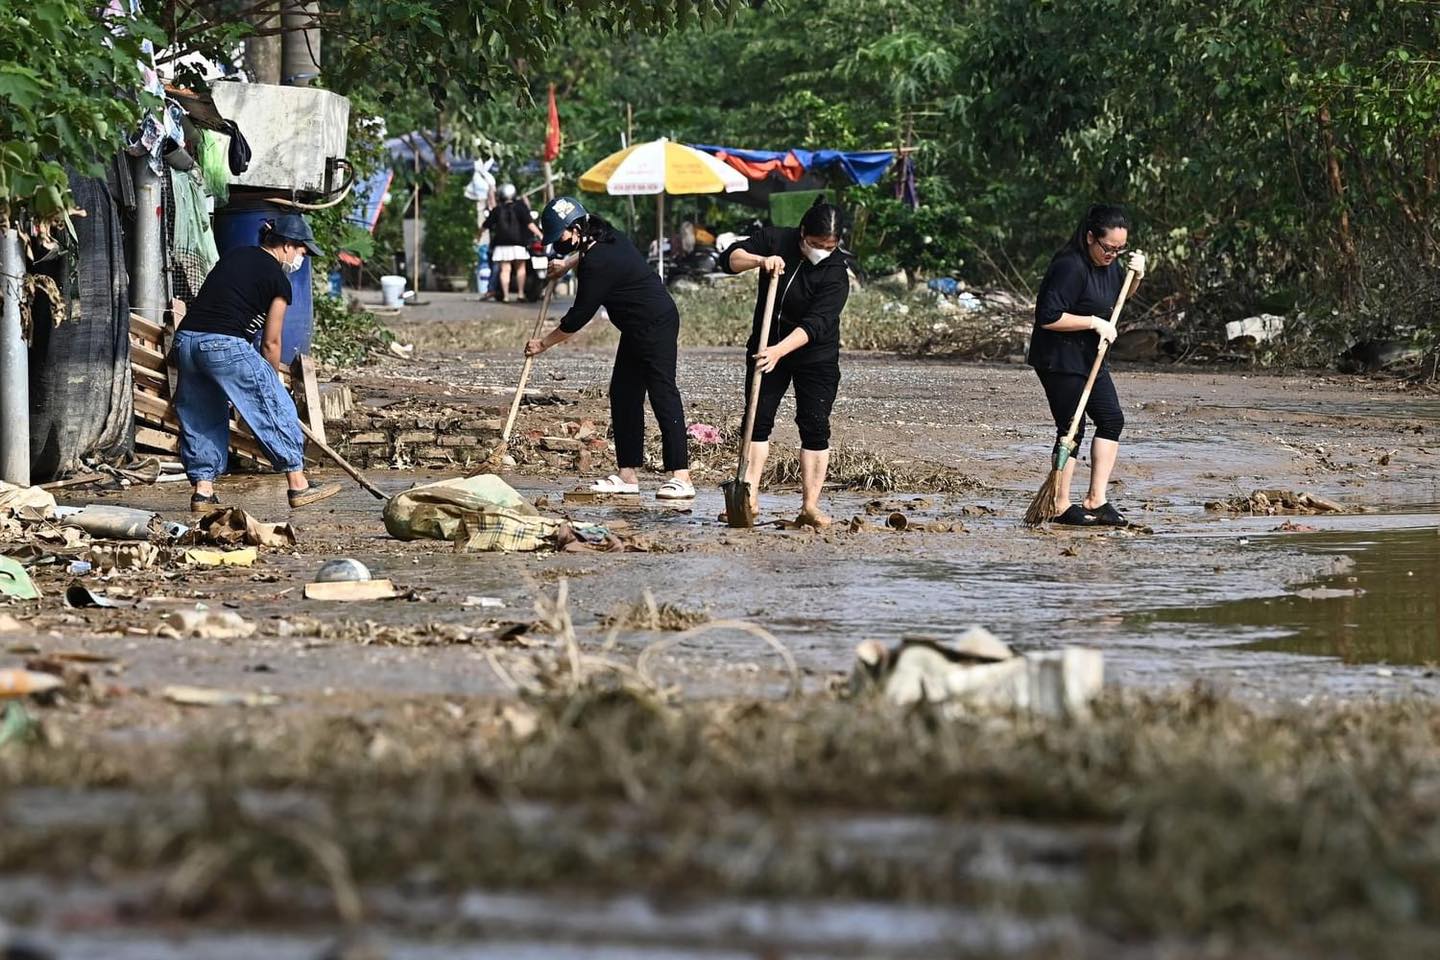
[626,103,638,234]
[412,147,421,293]
[290,353,327,446]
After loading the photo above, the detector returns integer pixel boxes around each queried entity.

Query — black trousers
[746,355,841,451]
[610,312,689,471]
[1036,367,1125,446]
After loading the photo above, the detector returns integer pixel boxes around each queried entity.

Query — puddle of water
[1141,526,1440,665]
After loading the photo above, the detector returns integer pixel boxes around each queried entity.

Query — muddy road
[4,293,1440,958]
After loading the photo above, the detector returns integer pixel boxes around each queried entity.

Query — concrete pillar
[129,156,166,325]
[0,227,30,486]
[281,1,321,86]
[244,0,282,84]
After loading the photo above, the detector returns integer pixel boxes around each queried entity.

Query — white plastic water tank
[209,82,350,196]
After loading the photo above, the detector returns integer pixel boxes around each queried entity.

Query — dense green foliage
[0,1,159,221]
[462,0,1440,356]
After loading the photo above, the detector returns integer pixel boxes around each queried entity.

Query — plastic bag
[200,129,230,207]
[171,169,220,302]
[383,474,538,542]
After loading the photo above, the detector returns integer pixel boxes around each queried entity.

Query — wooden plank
[131,362,170,394]
[319,382,354,421]
[130,336,167,372]
[131,392,268,463]
[129,313,165,346]
[135,426,179,454]
[290,354,327,446]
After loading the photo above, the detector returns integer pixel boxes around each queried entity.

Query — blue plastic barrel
[212,204,313,363]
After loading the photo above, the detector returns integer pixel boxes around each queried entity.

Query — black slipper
[1053,504,1099,526]
[288,483,341,508]
[190,493,221,513]
[1089,502,1128,526]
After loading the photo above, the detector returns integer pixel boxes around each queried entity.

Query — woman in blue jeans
[173,214,339,512]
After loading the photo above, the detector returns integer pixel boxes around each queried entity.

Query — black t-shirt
[721,226,850,365]
[1027,247,1125,374]
[557,232,679,337]
[179,245,293,340]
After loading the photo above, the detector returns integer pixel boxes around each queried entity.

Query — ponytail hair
[1066,203,1129,256]
[258,219,283,247]
[799,193,842,238]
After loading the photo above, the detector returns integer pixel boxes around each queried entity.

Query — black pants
[1036,367,1124,445]
[746,356,841,451]
[611,313,689,471]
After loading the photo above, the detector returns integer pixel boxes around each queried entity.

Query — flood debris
[0,557,40,600]
[764,445,981,493]
[89,541,160,571]
[64,584,133,608]
[183,546,258,567]
[850,630,1103,720]
[304,580,400,602]
[160,608,257,640]
[599,592,710,632]
[0,668,63,698]
[1206,489,1353,515]
[0,481,56,518]
[55,504,165,541]
[1225,313,1285,345]
[187,507,297,548]
[161,684,279,708]
[315,558,372,583]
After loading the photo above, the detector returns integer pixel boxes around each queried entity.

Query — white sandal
[656,478,696,500]
[589,474,640,494]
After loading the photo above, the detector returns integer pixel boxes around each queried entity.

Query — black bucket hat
[272,213,323,256]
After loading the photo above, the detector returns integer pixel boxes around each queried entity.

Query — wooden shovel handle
[1059,269,1136,448]
[299,421,389,500]
[735,269,783,481]
[501,279,558,445]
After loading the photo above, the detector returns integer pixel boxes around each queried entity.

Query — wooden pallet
[130,313,323,468]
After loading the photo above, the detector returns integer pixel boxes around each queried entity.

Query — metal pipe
[128,155,165,324]
[0,226,29,486]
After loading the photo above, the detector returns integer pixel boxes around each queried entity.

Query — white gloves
[1128,250,1148,279]
[1090,317,1118,344]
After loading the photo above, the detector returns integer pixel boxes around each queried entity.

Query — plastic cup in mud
[315,558,371,583]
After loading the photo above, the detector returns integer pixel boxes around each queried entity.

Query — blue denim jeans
[172,330,305,482]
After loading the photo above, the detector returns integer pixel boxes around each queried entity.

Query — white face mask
[801,240,833,265]
[281,251,304,275]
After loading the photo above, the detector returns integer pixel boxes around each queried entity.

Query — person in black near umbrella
[525,196,695,500]
[721,196,850,528]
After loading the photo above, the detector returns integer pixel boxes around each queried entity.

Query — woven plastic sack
[383,474,539,543]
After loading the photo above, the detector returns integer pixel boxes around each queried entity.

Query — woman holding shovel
[721,196,850,528]
[525,196,695,500]
[1027,204,1147,525]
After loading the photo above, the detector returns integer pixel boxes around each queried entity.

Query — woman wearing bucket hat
[173,213,340,511]
[524,196,695,500]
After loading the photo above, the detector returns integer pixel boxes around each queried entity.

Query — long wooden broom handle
[734,269,783,481]
[1059,269,1137,448]
[500,279,558,444]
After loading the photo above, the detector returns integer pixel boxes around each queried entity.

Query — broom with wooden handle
[483,278,558,469]
[1022,268,1137,527]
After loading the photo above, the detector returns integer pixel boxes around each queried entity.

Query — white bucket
[380,275,407,307]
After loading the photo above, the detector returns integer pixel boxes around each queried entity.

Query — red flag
[543,83,561,163]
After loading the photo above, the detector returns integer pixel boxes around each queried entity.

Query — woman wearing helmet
[482,183,542,303]
[525,196,694,500]
[172,213,339,511]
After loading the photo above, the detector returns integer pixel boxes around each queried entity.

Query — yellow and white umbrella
[578,137,747,279]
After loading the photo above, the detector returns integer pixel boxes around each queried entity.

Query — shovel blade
[721,478,756,529]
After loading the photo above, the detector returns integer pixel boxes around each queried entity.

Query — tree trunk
[244,0,282,84]
[281,0,321,86]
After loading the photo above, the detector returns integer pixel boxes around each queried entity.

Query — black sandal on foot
[190,493,221,513]
[1089,502,1128,526]
[1053,504,1099,526]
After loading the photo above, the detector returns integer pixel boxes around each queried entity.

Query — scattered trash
[1206,489,1350,515]
[687,423,723,445]
[1225,313,1285,345]
[162,684,279,707]
[389,341,415,359]
[189,507,297,548]
[304,579,400,601]
[463,596,505,608]
[1338,339,1422,374]
[0,668,63,698]
[0,558,40,600]
[1273,520,1320,533]
[316,558,371,582]
[67,560,93,576]
[0,481,57,518]
[65,584,134,609]
[58,504,165,541]
[88,542,160,571]
[0,701,37,746]
[851,633,1103,720]
[183,547,258,567]
[383,474,537,542]
[161,608,257,639]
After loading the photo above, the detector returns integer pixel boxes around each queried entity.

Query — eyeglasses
[1092,237,1127,257]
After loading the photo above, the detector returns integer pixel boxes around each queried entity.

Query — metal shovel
[721,269,781,528]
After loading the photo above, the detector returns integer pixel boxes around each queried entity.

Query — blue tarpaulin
[691,144,896,187]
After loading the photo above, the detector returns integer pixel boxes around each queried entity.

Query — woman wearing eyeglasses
[1027,204,1147,526]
